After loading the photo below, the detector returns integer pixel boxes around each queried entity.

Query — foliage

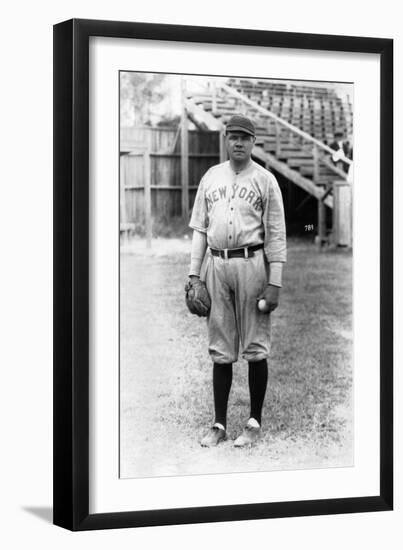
[120,72,181,127]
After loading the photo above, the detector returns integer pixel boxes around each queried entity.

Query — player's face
[226,131,255,163]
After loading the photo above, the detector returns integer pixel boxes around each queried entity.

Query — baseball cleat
[200,426,226,447]
[233,424,262,447]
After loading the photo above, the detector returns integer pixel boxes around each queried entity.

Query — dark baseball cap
[225,114,256,137]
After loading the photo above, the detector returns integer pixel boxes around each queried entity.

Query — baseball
[258,299,267,312]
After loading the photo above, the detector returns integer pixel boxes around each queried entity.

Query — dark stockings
[212,359,268,428]
[213,363,233,428]
[248,359,268,425]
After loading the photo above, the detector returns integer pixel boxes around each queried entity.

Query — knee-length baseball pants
[201,249,271,364]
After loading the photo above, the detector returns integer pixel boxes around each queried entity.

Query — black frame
[53,18,393,531]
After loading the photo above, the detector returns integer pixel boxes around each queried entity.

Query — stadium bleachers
[187,78,352,207]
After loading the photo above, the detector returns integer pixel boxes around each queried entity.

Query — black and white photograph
[119,72,354,479]
[1,0,398,542]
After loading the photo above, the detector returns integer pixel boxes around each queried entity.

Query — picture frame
[53,18,393,531]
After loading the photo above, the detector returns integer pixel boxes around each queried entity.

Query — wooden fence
[120,125,351,247]
[120,126,219,232]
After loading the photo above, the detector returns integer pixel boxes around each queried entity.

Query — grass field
[120,237,353,479]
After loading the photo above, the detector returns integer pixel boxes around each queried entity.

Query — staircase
[186,79,353,213]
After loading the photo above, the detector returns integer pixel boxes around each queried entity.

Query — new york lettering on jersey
[190,160,270,250]
[205,182,263,212]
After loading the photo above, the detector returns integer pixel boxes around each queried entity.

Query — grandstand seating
[187,78,353,211]
[226,78,353,144]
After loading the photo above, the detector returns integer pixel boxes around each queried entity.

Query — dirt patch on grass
[120,238,353,478]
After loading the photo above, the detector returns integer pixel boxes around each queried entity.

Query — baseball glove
[184,278,211,317]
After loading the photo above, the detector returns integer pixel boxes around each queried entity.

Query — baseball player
[329,131,353,173]
[185,114,287,447]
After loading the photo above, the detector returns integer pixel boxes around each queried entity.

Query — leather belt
[210,243,264,259]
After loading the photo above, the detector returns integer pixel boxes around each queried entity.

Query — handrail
[219,83,352,166]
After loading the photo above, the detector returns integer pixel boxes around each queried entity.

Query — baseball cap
[225,114,256,137]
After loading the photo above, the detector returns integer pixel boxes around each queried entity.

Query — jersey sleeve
[262,173,287,263]
[189,174,208,233]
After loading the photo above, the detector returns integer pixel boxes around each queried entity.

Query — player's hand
[257,285,280,314]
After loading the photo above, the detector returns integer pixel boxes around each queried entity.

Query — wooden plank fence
[120,125,352,248]
[120,126,220,233]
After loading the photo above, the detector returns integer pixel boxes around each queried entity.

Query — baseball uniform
[189,159,286,364]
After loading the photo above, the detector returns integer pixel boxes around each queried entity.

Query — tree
[120,73,180,127]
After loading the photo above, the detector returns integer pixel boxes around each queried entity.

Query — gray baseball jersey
[190,160,286,262]
[190,160,286,364]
